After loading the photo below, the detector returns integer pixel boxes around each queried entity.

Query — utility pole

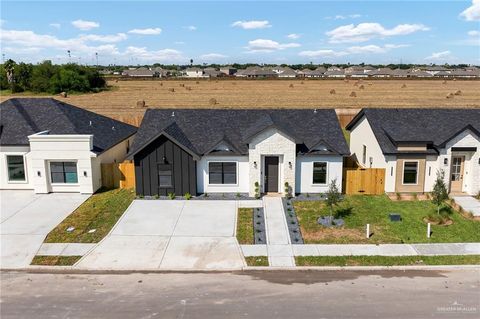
[67,50,71,63]
[95,52,98,67]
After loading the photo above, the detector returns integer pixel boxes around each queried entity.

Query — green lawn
[45,188,135,243]
[236,208,254,244]
[294,195,480,244]
[295,255,480,266]
[245,256,269,266]
[31,256,82,266]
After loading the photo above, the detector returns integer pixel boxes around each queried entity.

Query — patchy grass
[245,256,269,266]
[236,208,254,245]
[295,255,480,266]
[294,195,480,244]
[45,188,135,243]
[31,255,82,266]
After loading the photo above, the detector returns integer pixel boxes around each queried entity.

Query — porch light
[478,158,480,165]
[444,158,448,166]
[288,161,292,169]
[37,171,41,177]
[83,171,88,177]
[253,161,257,169]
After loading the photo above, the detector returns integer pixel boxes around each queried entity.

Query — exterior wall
[0,146,33,190]
[28,134,97,194]
[295,155,343,193]
[248,128,296,197]
[424,155,439,192]
[196,155,249,194]
[134,135,196,197]
[349,116,388,168]
[395,155,426,193]
[384,156,397,193]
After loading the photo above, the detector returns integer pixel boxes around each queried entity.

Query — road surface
[1,269,479,318]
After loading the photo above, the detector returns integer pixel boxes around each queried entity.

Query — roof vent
[89,120,92,126]
[314,109,317,113]
[171,111,175,117]
[112,126,115,130]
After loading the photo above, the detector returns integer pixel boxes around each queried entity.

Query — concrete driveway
[0,190,89,269]
[77,200,245,270]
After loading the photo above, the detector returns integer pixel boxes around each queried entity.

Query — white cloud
[49,23,61,29]
[78,33,127,43]
[174,41,185,45]
[200,53,228,60]
[468,30,480,36]
[287,33,301,39]
[124,47,184,62]
[0,19,6,26]
[326,22,429,43]
[128,28,162,35]
[246,39,300,52]
[326,14,362,20]
[71,19,99,31]
[425,51,451,60]
[231,20,271,29]
[460,0,480,21]
[3,46,42,54]
[184,25,197,31]
[299,44,408,57]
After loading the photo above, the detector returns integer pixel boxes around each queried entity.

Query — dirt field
[2,79,479,126]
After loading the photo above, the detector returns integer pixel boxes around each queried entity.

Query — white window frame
[402,160,419,185]
[5,153,28,184]
[207,161,238,186]
[312,161,328,186]
[48,160,80,185]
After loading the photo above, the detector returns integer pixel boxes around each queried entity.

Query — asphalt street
[1,269,479,318]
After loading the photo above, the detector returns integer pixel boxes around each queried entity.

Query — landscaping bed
[282,198,304,244]
[45,188,135,243]
[295,255,480,266]
[236,208,266,245]
[294,195,480,244]
[245,256,269,266]
[31,256,82,266]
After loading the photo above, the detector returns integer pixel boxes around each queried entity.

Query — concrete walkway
[241,243,480,258]
[263,197,295,267]
[37,243,96,256]
[454,196,480,216]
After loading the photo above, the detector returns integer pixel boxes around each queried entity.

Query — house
[346,108,480,195]
[185,67,205,78]
[348,71,369,78]
[124,67,155,77]
[237,66,277,78]
[220,66,237,76]
[324,70,345,78]
[0,98,137,194]
[203,67,222,77]
[302,67,325,78]
[408,70,433,78]
[369,68,393,78]
[127,109,350,197]
[391,69,409,77]
[276,67,298,78]
[425,66,450,76]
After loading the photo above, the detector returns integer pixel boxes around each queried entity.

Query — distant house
[327,66,342,72]
[324,70,345,78]
[303,67,326,78]
[0,98,136,194]
[349,71,369,78]
[346,108,480,196]
[152,67,169,78]
[425,66,450,76]
[220,66,237,76]
[203,67,222,78]
[185,67,205,78]
[369,68,393,78]
[236,66,277,78]
[276,67,298,78]
[391,69,409,77]
[123,67,155,77]
[448,70,479,78]
[408,70,433,78]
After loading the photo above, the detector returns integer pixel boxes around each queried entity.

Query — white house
[0,98,136,194]
[346,108,480,195]
[185,67,206,78]
[127,109,350,197]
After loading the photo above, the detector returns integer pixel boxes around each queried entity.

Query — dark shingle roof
[346,108,480,154]
[129,109,349,157]
[0,98,137,154]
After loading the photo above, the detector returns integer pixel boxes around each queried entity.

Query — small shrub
[254,181,260,199]
[139,194,144,199]
[306,193,310,198]
[236,192,241,198]
[154,194,159,200]
[168,192,176,200]
[396,192,401,200]
[184,193,192,200]
[204,192,208,198]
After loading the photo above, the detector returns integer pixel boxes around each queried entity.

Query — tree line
[0,60,106,94]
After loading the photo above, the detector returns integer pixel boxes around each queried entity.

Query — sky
[0,0,479,65]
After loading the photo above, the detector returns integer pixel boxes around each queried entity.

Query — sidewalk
[241,243,480,257]
[454,196,480,216]
[263,197,295,267]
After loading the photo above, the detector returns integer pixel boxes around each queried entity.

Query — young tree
[431,169,449,215]
[325,178,342,218]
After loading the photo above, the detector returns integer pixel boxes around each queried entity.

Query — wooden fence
[343,168,385,195]
[101,162,135,189]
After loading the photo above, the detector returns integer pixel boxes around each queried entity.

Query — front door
[450,156,465,193]
[264,156,279,193]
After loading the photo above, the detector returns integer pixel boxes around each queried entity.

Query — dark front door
[264,156,279,193]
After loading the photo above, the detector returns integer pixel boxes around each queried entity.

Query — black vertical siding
[134,135,197,196]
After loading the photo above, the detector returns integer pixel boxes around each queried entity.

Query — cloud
[231,20,271,29]
[468,30,480,36]
[3,47,42,54]
[246,39,300,52]
[326,14,362,20]
[124,46,184,62]
[200,53,228,60]
[49,23,61,29]
[287,33,301,39]
[425,51,451,60]
[184,25,197,31]
[299,44,408,57]
[460,0,480,21]
[326,22,429,43]
[128,28,162,35]
[78,33,127,43]
[71,19,99,31]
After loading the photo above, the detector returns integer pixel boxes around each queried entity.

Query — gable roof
[346,108,480,154]
[0,98,137,154]
[129,109,350,158]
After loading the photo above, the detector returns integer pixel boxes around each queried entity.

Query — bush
[168,192,176,200]
[184,193,192,200]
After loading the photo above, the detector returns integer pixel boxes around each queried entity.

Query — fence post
[366,224,370,238]
[427,223,431,238]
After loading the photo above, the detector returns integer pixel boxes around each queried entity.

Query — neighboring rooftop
[129,109,350,158]
[346,108,480,154]
[0,98,137,153]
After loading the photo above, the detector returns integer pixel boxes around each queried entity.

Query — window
[403,161,418,184]
[208,162,237,184]
[362,145,367,165]
[158,164,173,187]
[50,162,78,184]
[7,155,26,182]
[312,162,327,184]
